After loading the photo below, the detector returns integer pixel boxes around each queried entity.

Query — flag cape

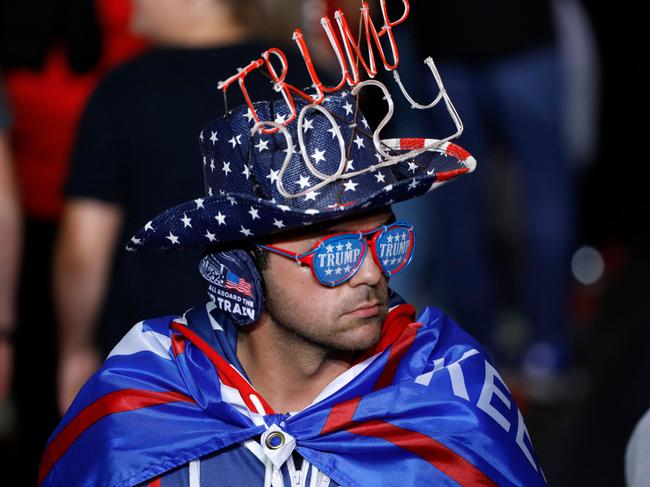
[40,295,546,486]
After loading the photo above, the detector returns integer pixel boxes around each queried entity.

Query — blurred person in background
[55,0,308,415]
[388,0,582,396]
[0,0,145,480]
[0,72,20,429]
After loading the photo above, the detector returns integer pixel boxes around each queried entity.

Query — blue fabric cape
[40,296,547,487]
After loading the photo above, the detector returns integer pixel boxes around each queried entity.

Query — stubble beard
[263,282,388,355]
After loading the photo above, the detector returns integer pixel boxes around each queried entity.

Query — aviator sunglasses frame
[257,220,416,287]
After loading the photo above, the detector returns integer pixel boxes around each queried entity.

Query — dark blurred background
[0,0,645,485]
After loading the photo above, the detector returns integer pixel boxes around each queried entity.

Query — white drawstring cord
[189,459,200,487]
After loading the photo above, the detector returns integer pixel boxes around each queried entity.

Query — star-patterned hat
[128,91,476,253]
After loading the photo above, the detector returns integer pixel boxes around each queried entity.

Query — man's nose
[347,248,383,287]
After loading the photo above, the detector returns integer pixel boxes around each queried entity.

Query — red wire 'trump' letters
[217,0,410,133]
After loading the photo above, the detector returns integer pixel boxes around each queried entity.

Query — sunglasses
[257,220,415,287]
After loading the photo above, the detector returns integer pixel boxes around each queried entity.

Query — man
[40,42,546,487]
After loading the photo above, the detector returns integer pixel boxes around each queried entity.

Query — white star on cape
[194,198,205,209]
[408,179,419,190]
[242,165,251,179]
[408,161,418,173]
[353,136,365,149]
[199,131,204,142]
[240,226,253,237]
[345,159,355,171]
[209,159,215,172]
[205,230,216,242]
[375,172,386,183]
[215,212,227,225]
[304,191,319,201]
[166,232,180,245]
[145,221,155,232]
[181,214,192,228]
[272,219,285,229]
[131,237,141,245]
[222,161,231,176]
[343,101,353,115]
[244,109,255,122]
[327,125,339,139]
[302,118,314,132]
[210,131,218,144]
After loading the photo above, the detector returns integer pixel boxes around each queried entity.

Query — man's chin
[333,314,385,352]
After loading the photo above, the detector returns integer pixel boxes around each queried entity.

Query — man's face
[258,208,393,353]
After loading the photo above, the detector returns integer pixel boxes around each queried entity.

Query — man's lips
[345,301,384,318]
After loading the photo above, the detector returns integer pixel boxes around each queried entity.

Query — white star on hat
[242,165,251,179]
[283,144,298,154]
[145,221,155,232]
[272,218,285,229]
[277,204,291,212]
[296,174,311,189]
[215,212,227,225]
[199,131,204,142]
[181,213,192,228]
[222,161,231,176]
[302,118,314,132]
[166,232,180,245]
[240,226,253,237]
[255,139,270,152]
[194,198,205,209]
[131,236,141,245]
[228,135,242,147]
[266,169,280,184]
[205,230,217,242]
[210,131,218,144]
[311,148,326,164]
[248,207,260,220]
[343,180,358,192]
[210,159,215,172]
